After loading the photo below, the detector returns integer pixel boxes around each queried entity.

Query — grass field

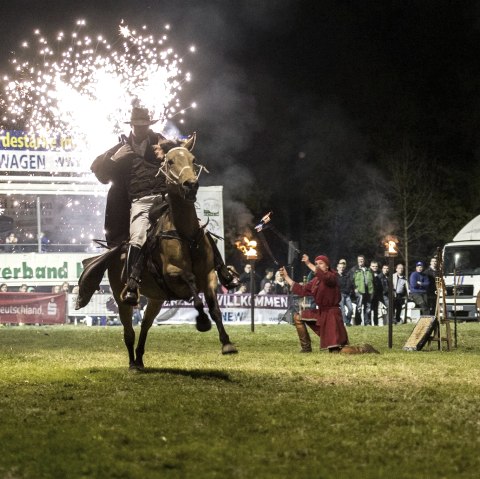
[0,322,479,479]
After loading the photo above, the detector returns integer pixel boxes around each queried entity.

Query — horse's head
[154,133,209,202]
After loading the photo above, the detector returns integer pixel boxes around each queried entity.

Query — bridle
[155,146,209,184]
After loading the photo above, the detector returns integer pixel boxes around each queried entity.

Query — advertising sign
[0,292,66,324]
[0,130,85,173]
[154,294,292,325]
[69,293,294,325]
[0,253,93,286]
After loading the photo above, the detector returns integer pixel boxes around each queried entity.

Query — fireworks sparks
[0,19,197,155]
[0,19,197,247]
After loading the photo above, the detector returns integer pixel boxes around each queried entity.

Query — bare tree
[385,143,436,273]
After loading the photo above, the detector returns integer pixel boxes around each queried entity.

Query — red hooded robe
[291,268,348,349]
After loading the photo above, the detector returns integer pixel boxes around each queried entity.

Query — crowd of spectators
[0,230,95,253]
[223,253,440,326]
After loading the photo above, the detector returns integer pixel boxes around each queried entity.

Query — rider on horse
[91,107,239,305]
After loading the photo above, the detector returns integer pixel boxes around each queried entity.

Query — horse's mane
[158,139,182,154]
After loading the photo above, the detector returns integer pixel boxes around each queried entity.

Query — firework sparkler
[0,19,196,157]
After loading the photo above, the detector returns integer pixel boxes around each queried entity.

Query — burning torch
[235,236,258,332]
[384,235,399,348]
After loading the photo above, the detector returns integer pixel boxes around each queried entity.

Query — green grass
[0,322,479,479]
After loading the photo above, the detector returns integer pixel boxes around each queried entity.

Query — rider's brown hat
[125,107,159,126]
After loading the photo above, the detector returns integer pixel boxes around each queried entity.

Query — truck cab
[442,215,480,321]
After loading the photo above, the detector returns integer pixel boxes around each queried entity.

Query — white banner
[0,252,94,286]
[69,293,294,325]
[0,149,88,173]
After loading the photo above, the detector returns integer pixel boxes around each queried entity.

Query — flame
[235,236,258,259]
[384,235,399,255]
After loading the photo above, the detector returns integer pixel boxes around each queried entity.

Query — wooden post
[250,259,255,332]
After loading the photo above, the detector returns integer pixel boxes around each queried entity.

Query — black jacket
[91,130,165,246]
[337,271,354,295]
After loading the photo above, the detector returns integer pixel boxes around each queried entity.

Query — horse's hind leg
[204,287,238,355]
[134,299,163,369]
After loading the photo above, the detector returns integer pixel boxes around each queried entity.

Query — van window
[443,245,480,275]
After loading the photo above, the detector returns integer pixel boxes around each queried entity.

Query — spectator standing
[18,284,28,292]
[392,264,409,324]
[5,232,18,252]
[424,257,438,315]
[370,261,383,326]
[336,261,353,326]
[258,282,273,295]
[0,283,8,292]
[380,264,390,305]
[350,255,374,325]
[272,270,289,295]
[234,283,248,294]
[226,266,240,294]
[259,268,275,291]
[40,232,50,252]
[409,261,430,315]
[238,264,260,293]
[378,264,390,325]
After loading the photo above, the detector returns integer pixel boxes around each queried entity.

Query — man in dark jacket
[409,261,430,315]
[424,257,438,314]
[337,260,353,326]
[91,107,168,304]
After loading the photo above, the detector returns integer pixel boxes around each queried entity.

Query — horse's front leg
[117,302,136,368]
[167,264,211,332]
[180,271,211,332]
[204,273,238,354]
[134,299,164,370]
[163,247,210,331]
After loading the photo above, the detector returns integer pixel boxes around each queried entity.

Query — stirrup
[217,265,240,289]
[120,278,140,306]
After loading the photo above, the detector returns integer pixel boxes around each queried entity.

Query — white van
[442,215,480,320]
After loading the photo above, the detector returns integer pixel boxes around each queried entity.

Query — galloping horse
[92,135,237,368]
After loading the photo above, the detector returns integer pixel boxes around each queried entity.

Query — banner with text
[155,294,293,325]
[0,252,96,286]
[0,292,66,324]
[69,293,294,325]
[0,130,86,173]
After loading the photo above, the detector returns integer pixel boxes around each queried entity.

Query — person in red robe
[280,254,349,352]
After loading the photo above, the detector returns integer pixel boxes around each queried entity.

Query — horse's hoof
[196,317,212,332]
[129,363,145,372]
[222,343,238,355]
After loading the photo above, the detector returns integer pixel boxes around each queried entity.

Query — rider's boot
[206,233,240,289]
[293,313,312,353]
[121,245,142,306]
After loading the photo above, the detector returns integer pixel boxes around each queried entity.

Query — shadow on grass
[140,367,233,381]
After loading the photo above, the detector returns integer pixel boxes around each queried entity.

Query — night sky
[1,0,480,272]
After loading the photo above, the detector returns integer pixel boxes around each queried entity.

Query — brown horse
[106,135,237,369]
